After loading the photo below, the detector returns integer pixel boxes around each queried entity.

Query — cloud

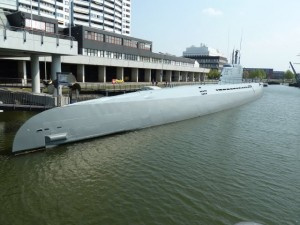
[202,8,223,16]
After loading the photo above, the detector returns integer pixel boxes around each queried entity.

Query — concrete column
[156,70,163,82]
[145,69,151,82]
[166,70,172,83]
[189,72,194,82]
[195,73,200,82]
[77,64,85,83]
[117,67,124,81]
[98,66,106,83]
[30,55,40,93]
[18,61,27,85]
[132,68,138,82]
[182,72,188,82]
[200,73,205,82]
[51,55,61,81]
[174,71,180,82]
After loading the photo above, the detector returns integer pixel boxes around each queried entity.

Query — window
[84,31,104,42]
[123,39,137,48]
[139,42,151,51]
[25,19,54,33]
[46,23,54,33]
[105,35,122,45]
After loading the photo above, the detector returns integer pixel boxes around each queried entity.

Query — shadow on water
[0,111,37,155]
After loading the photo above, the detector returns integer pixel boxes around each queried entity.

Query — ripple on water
[0,86,300,225]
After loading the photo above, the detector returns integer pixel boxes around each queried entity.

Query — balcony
[74,12,89,20]
[91,0,104,5]
[41,0,56,5]
[74,19,89,27]
[73,6,89,14]
[104,1,114,9]
[115,23,121,29]
[91,3,103,11]
[104,26,113,32]
[104,20,114,27]
[90,23,103,29]
[74,0,89,7]
[104,14,114,20]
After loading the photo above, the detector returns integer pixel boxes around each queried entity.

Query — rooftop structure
[183,44,225,57]
[183,44,228,71]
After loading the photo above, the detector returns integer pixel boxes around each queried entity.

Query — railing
[0,89,55,110]
[0,78,32,87]
[78,81,218,92]
[0,24,75,46]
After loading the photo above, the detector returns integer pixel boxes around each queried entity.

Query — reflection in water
[0,86,300,225]
[0,111,36,154]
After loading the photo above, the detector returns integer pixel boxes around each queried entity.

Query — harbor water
[0,85,299,225]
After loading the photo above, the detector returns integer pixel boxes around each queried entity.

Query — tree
[249,70,267,80]
[243,70,250,79]
[284,70,295,80]
[207,69,221,80]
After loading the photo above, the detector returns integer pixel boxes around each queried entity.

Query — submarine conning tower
[219,50,243,84]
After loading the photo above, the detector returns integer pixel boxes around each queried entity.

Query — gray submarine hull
[12,83,263,153]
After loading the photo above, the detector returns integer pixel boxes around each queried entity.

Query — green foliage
[207,70,221,79]
[284,70,295,80]
[249,70,267,80]
[243,70,250,79]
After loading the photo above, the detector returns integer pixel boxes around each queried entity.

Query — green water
[0,85,299,225]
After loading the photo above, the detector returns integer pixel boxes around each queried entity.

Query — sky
[131,0,300,71]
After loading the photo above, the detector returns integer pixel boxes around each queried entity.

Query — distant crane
[289,61,300,87]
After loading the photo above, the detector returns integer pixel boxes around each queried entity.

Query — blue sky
[131,0,300,71]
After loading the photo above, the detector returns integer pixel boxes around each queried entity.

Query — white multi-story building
[0,0,131,35]
[183,44,228,71]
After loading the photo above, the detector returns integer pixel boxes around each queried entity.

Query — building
[183,44,228,71]
[272,71,284,79]
[0,10,208,93]
[0,0,131,35]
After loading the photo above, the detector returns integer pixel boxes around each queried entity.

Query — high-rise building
[0,0,131,35]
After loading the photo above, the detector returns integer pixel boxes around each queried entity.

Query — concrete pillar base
[18,61,27,85]
[132,68,138,82]
[98,66,106,83]
[31,55,40,93]
[156,69,163,83]
[117,67,124,81]
[166,71,172,83]
[77,64,85,83]
[51,55,61,81]
[145,69,151,83]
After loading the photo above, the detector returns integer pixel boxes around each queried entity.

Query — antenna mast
[239,30,243,64]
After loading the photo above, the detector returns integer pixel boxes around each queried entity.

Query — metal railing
[0,24,75,46]
[0,78,32,87]
[0,89,55,110]
[78,81,218,92]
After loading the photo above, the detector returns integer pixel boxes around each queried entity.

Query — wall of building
[11,0,131,35]
[0,0,17,11]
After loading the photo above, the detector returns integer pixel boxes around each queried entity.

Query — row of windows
[25,19,55,33]
[216,85,252,91]
[123,39,137,48]
[199,59,219,62]
[105,35,122,45]
[84,31,151,50]
[82,48,195,67]
[84,31,104,42]
[139,42,151,50]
